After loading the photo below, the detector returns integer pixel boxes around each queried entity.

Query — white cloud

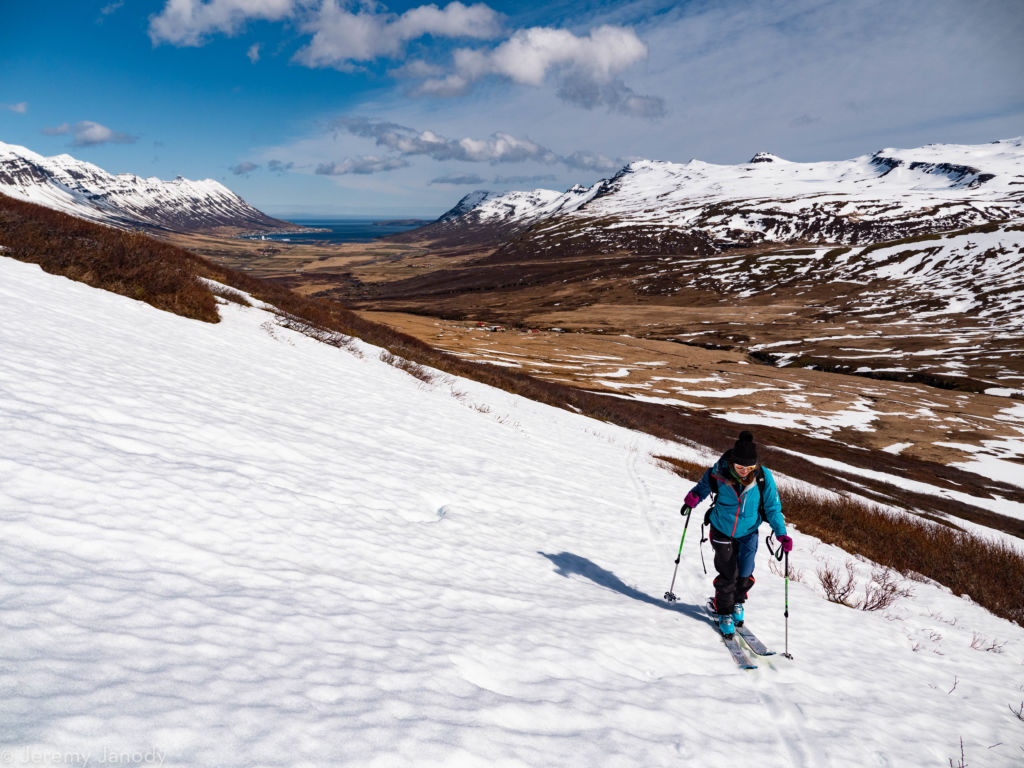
[147,2,661,116]
[490,25,648,85]
[3,102,28,114]
[332,117,632,171]
[149,0,502,60]
[293,1,502,69]
[417,24,663,116]
[149,0,296,46]
[560,150,622,172]
[316,155,411,175]
[230,161,261,174]
[334,117,557,164]
[42,121,137,147]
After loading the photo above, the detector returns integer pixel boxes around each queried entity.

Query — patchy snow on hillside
[438,138,1024,250]
[1,257,1023,767]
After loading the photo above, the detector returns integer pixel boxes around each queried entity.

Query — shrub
[818,562,911,611]
[818,562,858,606]
[860,567,914,611]
[0,193,218,323]
[206,281,251,307]
[380,350,435,384]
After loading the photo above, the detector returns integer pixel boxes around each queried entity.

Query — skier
[681,430,792,638]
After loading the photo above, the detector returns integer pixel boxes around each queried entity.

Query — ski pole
[664,506,692,602]
[782,549,793,660]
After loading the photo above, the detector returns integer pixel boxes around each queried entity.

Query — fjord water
[255,217,426,243]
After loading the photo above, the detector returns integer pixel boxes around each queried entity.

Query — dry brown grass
[0,193,218,322]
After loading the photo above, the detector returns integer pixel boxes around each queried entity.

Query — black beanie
[732,430,758,464]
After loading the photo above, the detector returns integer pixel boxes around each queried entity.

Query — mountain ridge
[410,137,1024,255]
[0,140,292,233]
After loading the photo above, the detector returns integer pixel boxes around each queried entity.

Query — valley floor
[356,308,1024,490]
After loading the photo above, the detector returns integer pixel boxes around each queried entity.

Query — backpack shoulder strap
[704,471,718,526]
[756,467,767,522]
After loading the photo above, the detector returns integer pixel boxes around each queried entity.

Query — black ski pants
[709,525,759,614]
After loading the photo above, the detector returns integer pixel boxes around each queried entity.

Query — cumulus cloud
[230,161,260,175]
[146,3,660,115]
[555,73,665,118]
[430,173,486,185]
[247,43,261,63]
[295,1,502,70]
[3,102,28,114]
[560,150,622,172]
[329,117,630,174]
[315,155,410,175]
[267,159,294,173]
[42,121,137,147]
[333,117,556,164]
[149,0,296,46]
[418,24,664,117]
[149,0,501,63]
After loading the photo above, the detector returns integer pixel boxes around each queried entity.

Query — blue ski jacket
[688,457,787,540]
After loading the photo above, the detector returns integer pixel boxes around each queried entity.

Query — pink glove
[777,534,793,552]
[684,491,700,509]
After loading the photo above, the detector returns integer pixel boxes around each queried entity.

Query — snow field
[1,257,1023,767]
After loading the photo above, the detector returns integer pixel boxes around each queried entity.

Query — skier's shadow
[539,551,707,622]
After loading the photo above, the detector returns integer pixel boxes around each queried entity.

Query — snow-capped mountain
[394,183,604,245]
[419,138,1024,256]
[0,141,291,232]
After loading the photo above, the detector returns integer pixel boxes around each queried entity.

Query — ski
[704,602,756,669]
[722,634,758,669]
[735,625,776,656]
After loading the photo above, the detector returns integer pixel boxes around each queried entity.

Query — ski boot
[717,613,735,638]
[732,602,744,627]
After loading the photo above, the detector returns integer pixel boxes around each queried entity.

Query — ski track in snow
[1,258,1023,767]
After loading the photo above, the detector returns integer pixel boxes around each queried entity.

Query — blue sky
[3,0,1023,218]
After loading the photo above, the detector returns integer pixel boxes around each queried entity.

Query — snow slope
[0,141,289,232]
[1,257,1023,767]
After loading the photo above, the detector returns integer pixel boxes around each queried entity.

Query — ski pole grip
[680,504,691,517]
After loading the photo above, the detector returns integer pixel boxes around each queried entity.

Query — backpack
[704,464,768,526]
